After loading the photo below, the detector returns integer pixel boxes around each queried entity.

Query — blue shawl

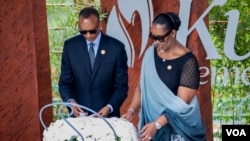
[138,46,206,141]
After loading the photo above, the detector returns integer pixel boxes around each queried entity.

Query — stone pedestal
[0,1,52,140]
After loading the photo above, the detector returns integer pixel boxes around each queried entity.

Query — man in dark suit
[58,6,128,117]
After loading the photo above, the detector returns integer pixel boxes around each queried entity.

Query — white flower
[43,117,139,141]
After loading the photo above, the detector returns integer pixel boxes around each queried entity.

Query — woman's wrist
[155,115,168,127]
[127,108,136,116]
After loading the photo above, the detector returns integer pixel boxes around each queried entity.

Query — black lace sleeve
[180,57,200,89]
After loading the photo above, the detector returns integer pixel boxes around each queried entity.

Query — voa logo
[226,129,246,136]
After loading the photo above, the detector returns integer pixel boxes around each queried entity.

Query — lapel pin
[167,65,172,70]
[101,50,106,55]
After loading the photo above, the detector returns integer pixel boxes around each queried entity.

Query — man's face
[78,15,100,42]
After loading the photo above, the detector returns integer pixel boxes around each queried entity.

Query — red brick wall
[0,1,52,140]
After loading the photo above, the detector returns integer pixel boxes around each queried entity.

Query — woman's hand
[121,109,135,121]
[139,122,157,141]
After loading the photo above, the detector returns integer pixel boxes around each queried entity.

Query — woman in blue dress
[122,12,206,141]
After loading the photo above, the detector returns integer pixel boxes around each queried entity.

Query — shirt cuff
[67,99,75,103]
[107,104,113,113]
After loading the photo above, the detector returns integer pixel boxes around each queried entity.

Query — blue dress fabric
[138,46,206,141]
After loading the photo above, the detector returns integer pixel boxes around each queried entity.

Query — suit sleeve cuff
[107,104,113,113]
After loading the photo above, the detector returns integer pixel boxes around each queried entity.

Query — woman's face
[150,23,173,50]
[78,15,100,42]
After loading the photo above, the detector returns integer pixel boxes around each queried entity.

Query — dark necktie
[89,42,95,69]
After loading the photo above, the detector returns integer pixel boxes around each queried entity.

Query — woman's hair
[152,12,181,31]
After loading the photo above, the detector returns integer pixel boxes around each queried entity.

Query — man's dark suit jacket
[59,32,128,117]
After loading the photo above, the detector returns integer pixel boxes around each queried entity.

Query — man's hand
[69,100,84,117]
[97,105,110,117]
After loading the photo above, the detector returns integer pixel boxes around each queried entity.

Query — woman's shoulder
[173,48,197,63]
[174,43,190,55]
